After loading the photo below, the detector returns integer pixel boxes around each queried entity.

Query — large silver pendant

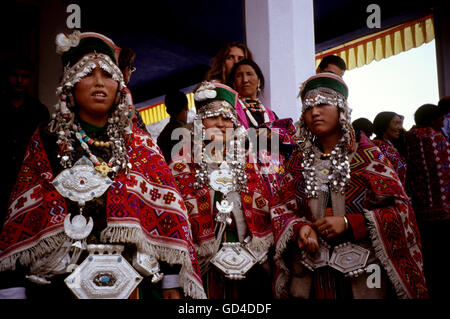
[210,242,256,280]
[65,244,142,299]
[52,156,113,207]
[300,239,330,271]
[209,162,234,195]
[52,156,113,240]
[210,238,268,280]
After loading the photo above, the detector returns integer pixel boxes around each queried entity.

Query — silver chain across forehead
[49,52,133,175]
[296,87,354,198]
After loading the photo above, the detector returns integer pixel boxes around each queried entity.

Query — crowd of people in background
[0,30,448,301]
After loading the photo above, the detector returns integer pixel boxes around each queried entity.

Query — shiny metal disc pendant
[300,240,330,271]
[329,242,369,275]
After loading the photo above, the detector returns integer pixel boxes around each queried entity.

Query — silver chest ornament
[208,163,268,280]
[50,157,164,298]
[209,161,234,224]
[52,156,113,240]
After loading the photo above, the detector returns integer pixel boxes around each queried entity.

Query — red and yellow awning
[138,92,196,125]
[316,14,435,70]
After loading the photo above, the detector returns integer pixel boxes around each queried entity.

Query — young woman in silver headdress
[0,31,205,300]
[271,73,428,299]
[169,81,275,298]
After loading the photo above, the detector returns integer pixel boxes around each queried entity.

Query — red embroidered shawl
[372,138,407,187]
[0,127,205,299]
[405,127,450,221]
[271,134,428,299]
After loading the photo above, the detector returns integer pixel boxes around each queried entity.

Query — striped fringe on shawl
[0,231,67,272]
[363,209,410,299]
[273,217,308,298]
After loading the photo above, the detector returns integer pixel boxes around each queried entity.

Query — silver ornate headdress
[49,32,134,176]
[192,81,248,193]
[296,73,355,198]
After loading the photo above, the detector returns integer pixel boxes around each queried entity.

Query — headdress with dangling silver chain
[192,82,250,272]
[192,81,248,194]
[295,73,356,198]
[49,33,134,176]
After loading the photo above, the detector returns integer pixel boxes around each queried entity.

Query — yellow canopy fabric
[316,14,435,71]
[138,92,196,125]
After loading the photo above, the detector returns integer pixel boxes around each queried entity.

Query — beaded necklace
[73,123,116,177]
[241,98,270,127]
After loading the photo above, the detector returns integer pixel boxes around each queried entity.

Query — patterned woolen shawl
[271,133,428,299]
[0,127,205,299]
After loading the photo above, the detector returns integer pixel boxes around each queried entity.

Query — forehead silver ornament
[295,86,354,198]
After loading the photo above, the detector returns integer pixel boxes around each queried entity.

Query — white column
[245,0,316,122]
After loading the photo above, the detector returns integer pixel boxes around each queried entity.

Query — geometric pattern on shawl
[0,127,206,299]
[405,127,450,221]
[272,133,428,299]
[372,138,407,187]
[356,134,428,298]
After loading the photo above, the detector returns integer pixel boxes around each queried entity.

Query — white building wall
[245,0,316,122]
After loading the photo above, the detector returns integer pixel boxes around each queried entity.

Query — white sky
[343,40,439,131]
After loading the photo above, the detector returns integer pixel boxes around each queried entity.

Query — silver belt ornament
[208,162,266,279]
[62,245,163,299]
[210,237,268,280]
[65,244,142,299]
[301,241,371,278]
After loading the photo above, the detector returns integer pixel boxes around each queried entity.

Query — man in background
[316,54,347,77]
[157,90,189,164]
